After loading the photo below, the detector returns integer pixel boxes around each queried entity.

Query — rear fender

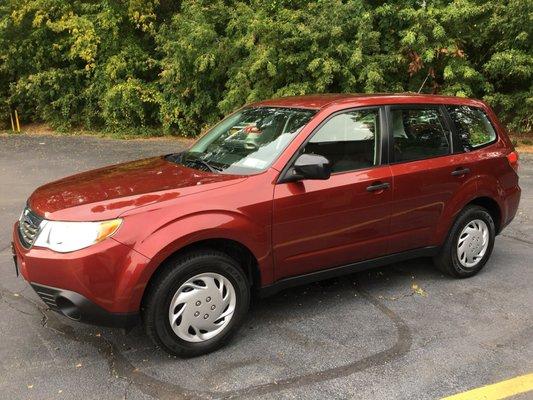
[432,177,479,245]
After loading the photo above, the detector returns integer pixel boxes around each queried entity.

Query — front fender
[114,210,272,311]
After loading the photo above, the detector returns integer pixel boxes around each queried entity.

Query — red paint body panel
[28,157,244,221]
[111,170,276,310]
[12,94,521,316]
[12,224,150,312]
[388,155,471,252]
[273,166,393,279]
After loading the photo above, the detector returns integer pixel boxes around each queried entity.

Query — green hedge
[0,0,531,136]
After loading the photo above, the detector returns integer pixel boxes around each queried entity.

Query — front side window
[170,107,316,175]
[391,108,451,162]
[302,109,380,173]
[446,106,497,151]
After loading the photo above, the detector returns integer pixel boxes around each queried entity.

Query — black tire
[433,205,496,278]
[142,249,250,357]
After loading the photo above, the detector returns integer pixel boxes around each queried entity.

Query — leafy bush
[0,0,531,136]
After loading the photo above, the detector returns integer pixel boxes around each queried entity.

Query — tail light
[507,151,519,172]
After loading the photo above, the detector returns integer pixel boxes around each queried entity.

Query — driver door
[272,107,393,280]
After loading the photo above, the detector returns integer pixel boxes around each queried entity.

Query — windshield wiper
[166,152,223,173]
[165,153,181,163]
[186,158,222,173]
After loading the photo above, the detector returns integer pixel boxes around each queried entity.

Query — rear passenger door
[387,104,464,253]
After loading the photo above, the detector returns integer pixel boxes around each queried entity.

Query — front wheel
[142,249,250,357]
[434,205,496,278]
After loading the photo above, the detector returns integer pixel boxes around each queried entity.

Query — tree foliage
[0,0,531,135]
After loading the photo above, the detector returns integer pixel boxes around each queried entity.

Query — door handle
[366,181,390,192]
[451,167,470,176]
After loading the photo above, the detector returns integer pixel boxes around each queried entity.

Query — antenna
[417,72,430,94]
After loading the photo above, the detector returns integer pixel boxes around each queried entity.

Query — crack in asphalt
[0,245,13,255]
[501,233,533,246]
[223,289,413,399]
[0,290,37,317]
[0,284,412,400]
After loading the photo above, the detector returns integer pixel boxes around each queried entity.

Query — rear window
[446,106,497,151]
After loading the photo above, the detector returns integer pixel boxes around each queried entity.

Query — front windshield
[169,107,317,175]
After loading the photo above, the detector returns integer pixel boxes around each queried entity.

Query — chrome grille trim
[18,206,44,249]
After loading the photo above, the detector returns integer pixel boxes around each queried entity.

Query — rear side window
[391,108,451,162]
[304,108,380,173]
[446,106,497,151]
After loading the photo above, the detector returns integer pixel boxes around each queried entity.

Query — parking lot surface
[1,134,532,399]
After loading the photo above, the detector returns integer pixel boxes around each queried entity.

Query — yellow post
[10,111,15,131]
[14,109,20,132]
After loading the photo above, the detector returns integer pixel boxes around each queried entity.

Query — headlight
[33,219,122,253]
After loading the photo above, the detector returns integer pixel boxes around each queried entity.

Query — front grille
[18,206,44,248]
[31,284,60,311]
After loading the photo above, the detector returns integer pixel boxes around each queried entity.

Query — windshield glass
[169,107,317,175]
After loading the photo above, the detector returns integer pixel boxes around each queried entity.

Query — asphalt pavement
[0,133,531,399]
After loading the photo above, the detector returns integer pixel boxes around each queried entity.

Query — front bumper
[12,221,151,319]
[30,283,138,328]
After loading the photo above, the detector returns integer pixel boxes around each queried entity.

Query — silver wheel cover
[457,219,489,268]
[168,272,237,343]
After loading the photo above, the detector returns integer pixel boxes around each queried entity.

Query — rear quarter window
[446,106,497,151]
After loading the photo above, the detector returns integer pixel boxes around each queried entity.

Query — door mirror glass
[282,153,331,182]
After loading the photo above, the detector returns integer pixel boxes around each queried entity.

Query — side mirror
[280,153,331,183]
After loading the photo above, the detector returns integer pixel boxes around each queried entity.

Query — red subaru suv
[12,94,520,356]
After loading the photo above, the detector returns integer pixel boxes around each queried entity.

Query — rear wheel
[434,205,496,278]
[142,249,250,357]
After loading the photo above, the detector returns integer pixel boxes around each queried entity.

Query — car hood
[28,156,246,221]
